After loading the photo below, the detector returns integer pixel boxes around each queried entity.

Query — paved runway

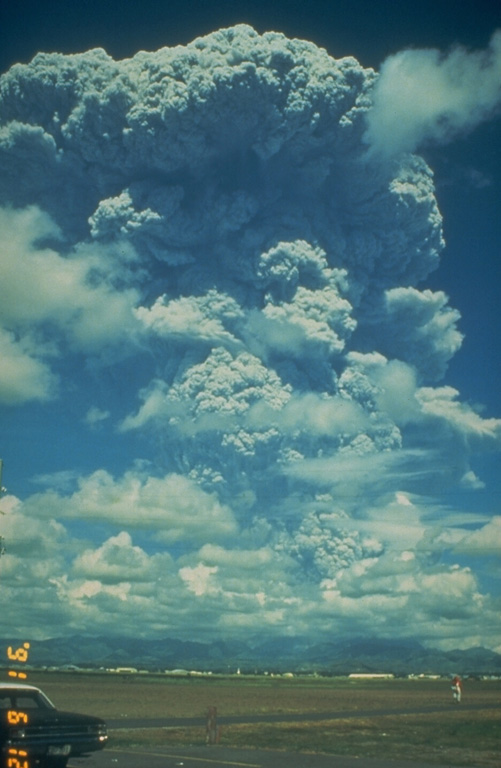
[104,700,498,730]
[70,744,474,768]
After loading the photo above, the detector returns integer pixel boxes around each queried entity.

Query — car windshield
[0,689,56,711]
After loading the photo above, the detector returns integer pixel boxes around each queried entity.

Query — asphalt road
[67,702,498,768]
[69,744,482,768]
[104,700,499,730]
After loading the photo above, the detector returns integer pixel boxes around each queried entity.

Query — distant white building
[112,667,138,673]
[348,673,394,679]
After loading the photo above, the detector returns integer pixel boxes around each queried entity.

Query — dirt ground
[26,671,500,719]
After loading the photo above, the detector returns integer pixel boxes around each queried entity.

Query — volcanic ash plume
[1,25,499,644]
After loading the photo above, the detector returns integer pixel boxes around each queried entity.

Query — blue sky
[0,0,500,652]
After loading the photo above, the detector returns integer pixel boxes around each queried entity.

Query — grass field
[19,672,501,767]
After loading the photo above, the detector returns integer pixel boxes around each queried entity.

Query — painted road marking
[107,748,261,767]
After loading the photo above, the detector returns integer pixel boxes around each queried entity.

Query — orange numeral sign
[7,643,30,679]
[7,710,29,725]
[7,644,30,663]
[7,748,29,768]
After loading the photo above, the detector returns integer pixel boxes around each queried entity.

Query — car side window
[14,695,39,709]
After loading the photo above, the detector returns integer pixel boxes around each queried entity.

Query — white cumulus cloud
[365,30,501,158]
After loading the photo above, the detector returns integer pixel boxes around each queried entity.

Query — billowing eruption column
[1,26,498,644]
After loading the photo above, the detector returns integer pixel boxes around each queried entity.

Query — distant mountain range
[2,635,500,676]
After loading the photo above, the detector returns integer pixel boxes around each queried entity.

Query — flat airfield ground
[18,672,501,767]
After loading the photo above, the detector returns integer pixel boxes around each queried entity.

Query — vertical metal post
[206,706,220,744]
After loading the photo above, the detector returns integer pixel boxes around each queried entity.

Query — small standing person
[451,675,462,703]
